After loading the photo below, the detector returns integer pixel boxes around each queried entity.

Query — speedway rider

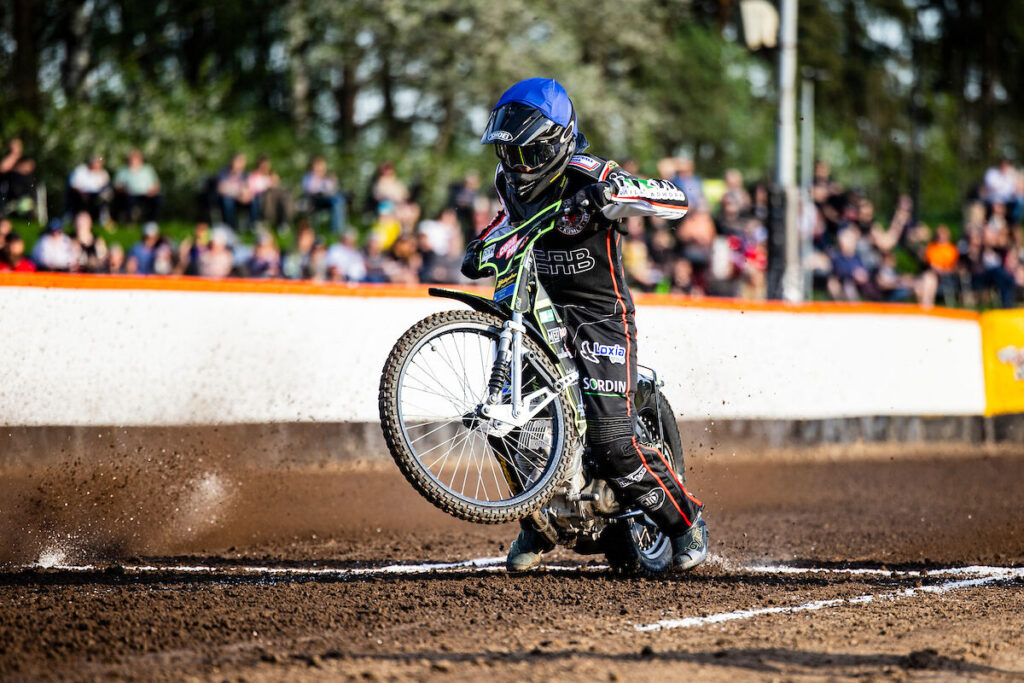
[462,78,709,572]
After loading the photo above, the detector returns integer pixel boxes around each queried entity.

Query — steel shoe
[671,517,708,572]
[506,527,555,572]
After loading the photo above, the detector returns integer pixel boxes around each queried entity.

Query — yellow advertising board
[981,309,1024,415]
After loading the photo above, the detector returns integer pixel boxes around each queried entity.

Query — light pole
[776,0,802,302]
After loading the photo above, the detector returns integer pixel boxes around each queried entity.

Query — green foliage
[0,0,1021,225]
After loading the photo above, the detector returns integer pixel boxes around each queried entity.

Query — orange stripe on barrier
[0,272,490,299]
[0,271,981,320]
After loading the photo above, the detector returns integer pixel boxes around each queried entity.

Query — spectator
[301,156,346,234]
[71,211,108,273]
[0,139,38,218]
[248,229,281,278]
[370,161,410,208]
[874,252,913,302]
[0,232,36,272]
[828,227,875,301]
[677,209,715,280]
[106,243,125,274]
[370,202,402,250]
[31,220,76,271]
[216,154,254,230]
[449,172,481,241]
[127,222,164,275]
[178,222,211,275]
[669,156,706,211]
[326,230,367,282]
[918,224,960,307]
[983,157,1021,223]
[363,234,389,283]
[714,194,744,237]
[152,242,176,275]
[622,216,657,290]
[197,226,235,278]
[281,221,317,280]
[68,156,113,224]
[969,203,1017,307]
[248,155,292,230]
[385,234,421,284]
[722,168,751,213]
[113,149,161,222]
[307,239,329,282]
[669,258,699,295]
[0,217,10,249]
[417,207,459,259]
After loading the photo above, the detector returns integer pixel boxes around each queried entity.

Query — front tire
[379,310,578,524]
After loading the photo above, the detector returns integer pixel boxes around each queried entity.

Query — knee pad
[586,416,633,447]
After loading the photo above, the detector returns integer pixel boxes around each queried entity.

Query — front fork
[479,311,576,427]
[483,311,526,413]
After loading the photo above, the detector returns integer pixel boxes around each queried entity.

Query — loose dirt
[1,447,1023,680]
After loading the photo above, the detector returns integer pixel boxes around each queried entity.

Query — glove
[461,239,485,280]
[572,181,613,213]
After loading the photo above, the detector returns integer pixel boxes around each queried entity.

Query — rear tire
[604,389,685,575]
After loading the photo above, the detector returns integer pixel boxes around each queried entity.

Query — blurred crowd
[806,158,1024,308]
[1,135,1022,308]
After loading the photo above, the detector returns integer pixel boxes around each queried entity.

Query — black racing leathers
[472,153,703,536]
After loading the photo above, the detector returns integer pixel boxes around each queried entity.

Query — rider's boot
[506,523,556,572]
[670,515,708,572]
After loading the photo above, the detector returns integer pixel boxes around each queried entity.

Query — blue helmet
[481,78,589,201]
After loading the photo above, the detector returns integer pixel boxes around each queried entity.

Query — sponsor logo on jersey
[581,376,628,394]
[556,213,589,235]
[614,464,648,487]
[496,234,521,260]
[579,341,626,365]
[997,346,1024,381]
[637,488,666,510]
[481,244,495,261]
[488,130,513,142]
[535,248,596,276]
[568,154,602,172]
[538,308,556,324]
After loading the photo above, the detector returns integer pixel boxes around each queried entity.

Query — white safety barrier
[0,283,987,426]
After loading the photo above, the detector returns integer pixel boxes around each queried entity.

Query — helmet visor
[495,141,560,172]
[481,102,559,146]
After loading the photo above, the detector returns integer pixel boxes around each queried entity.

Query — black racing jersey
[479,153,689,312]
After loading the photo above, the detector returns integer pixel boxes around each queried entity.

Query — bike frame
[428,201,587,437]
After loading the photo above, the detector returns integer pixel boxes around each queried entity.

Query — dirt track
[2,448,1024,680]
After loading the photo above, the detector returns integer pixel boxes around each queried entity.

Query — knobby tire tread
[379,309,577,524]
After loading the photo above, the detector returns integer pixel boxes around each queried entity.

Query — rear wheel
[604,389,685,575]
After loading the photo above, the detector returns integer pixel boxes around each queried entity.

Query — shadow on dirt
[318,647,1007,676]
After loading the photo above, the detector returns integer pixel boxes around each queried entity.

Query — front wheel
[379,309,578,524]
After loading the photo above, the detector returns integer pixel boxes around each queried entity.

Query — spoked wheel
[604,389,685,575]
[379,310,577,523]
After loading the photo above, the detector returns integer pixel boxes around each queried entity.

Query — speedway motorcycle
[378,198,687,574]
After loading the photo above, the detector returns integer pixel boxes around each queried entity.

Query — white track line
[43,556,509,576]
[636,566,1024,632]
